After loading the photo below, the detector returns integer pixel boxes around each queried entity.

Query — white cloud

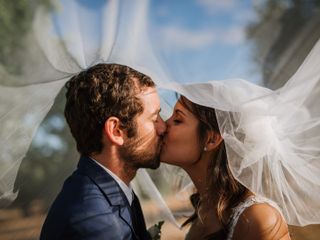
[195,0,257,25]
[218,27,245,45]
[234,9,257,23]
[160,26,215,49]
[159,25,245,50]
[196,0,257,22]
[156,5,170,17]
[196,0,238,13]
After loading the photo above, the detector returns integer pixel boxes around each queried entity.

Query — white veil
[1,0,320,230]
[163,38,320,225]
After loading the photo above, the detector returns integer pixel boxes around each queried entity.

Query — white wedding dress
[227,196,284,240]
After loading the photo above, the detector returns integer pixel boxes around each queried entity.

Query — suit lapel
[77,156,136,235]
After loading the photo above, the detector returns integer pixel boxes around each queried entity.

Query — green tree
[13,89,78,215]
[0,0,77,214]
[246,0,320,89]
[0,0,52,74]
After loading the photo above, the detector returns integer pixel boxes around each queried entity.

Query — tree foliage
[246,0,320,88]
[0,0,52,73]
[0,0,77,213]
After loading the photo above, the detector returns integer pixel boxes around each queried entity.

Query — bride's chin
[159,153,171,164]
[160,150,179,165]
[159,155,167,163]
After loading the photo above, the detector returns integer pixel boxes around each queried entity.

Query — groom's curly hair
[64,63,155,156]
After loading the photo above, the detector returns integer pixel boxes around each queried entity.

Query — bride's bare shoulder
[232,203,291,240]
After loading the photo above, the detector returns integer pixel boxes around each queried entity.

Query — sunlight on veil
[1,0,320,238]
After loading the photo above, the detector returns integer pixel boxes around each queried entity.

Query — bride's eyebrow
[175,109,186,116]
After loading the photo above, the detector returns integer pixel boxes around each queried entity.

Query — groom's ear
[103,117,124,146]
[204,131,223,151]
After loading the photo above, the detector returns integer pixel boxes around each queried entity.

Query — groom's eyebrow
[150,108,161,117]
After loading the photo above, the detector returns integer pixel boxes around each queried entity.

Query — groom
[40,63,166,239]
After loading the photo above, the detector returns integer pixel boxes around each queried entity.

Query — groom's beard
[119,132,163,169]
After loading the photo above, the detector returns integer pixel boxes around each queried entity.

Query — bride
[160,95,291,240]
[157,31,320,238]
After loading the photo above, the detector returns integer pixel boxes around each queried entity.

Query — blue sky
[148,0,262,83]
[52,0,264,84]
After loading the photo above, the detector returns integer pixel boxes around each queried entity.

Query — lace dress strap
[226,196,282,240]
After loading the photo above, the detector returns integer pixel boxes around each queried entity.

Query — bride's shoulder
[231,203,290,240]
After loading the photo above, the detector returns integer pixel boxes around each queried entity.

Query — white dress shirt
[90,157,133,205]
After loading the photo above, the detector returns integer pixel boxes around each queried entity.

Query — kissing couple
[40,63,302,240]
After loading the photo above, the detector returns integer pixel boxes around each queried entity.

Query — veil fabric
[0,0,176,226]
[0,0,320,228]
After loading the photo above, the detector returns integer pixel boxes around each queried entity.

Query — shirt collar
[90,157,133,205]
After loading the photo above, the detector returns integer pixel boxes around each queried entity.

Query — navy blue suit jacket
[40,156,150,240]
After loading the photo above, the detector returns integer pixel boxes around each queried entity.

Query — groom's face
[119,87,166,169]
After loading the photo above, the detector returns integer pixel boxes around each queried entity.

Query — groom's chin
[149,156,161,169]
[148,162,161,170]
[135,155,161,169]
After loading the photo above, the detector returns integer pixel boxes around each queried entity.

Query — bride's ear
[103,117,124,146]
[204,131,223,151]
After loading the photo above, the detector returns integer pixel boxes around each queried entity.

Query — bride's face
[160,100,202,167]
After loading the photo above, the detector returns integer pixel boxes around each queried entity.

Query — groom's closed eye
[150,109,161,122]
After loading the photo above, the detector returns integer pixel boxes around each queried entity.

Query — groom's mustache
[126,131,164,151]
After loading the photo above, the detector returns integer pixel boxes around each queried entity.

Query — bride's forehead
[174,101,193,116]
[175,98,190,111]
[174,101,184,109]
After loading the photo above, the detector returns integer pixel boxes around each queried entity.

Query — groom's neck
[91,148,136,186]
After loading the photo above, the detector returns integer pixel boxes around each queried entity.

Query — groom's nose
[156,116,166,136]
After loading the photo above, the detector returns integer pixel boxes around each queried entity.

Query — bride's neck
[184,159,211,198]
[183,159,224,232]
[186,163,222,232]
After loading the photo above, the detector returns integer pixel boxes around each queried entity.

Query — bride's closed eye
[173,119,182,124]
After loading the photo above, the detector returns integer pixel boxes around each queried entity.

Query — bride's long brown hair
[180,96,248,234]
